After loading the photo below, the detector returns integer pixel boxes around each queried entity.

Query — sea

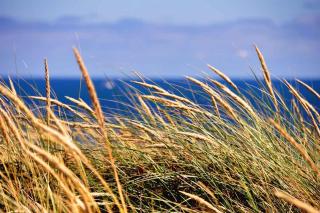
[2,78,320,117]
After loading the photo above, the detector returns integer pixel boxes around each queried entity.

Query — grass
[0,47,319,212]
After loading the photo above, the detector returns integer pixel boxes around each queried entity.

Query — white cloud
[237,49,249,59]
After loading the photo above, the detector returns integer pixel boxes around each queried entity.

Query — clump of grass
[0,47,319,212]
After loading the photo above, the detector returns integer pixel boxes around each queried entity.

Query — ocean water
[2,78,320,117]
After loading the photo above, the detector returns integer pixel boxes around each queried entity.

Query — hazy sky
[0,0,319,78]
[1,0,319,24]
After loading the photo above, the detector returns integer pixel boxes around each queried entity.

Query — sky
[0,0,319,78]
[0,0,318,24]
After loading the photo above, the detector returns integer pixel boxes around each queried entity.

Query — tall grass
[0,47,319,212]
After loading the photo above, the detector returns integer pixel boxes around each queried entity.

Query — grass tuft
[0,48,319,212]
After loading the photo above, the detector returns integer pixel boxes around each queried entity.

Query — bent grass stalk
[207,64,239,93]
[255,45,279,114]
[269,119,320,177]
[73,48,127,213]
[187,76,239,122]
[297,79,320,100]
[274,190,320,213]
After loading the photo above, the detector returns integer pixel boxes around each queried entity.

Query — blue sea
[2,78,320,117]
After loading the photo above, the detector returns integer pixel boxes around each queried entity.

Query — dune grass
[0,47,319,212]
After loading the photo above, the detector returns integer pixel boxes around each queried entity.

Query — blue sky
[0,0,319,78]
[0,0,318,24]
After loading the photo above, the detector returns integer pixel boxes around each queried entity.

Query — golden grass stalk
[8,77,17,95]
[65,96,94,114]
[254,45,279,113]
[59,120,123,131]
[0,84,87,161]
[187,77,239,122]
[284,80,320,137]
[297,79,320,100]
[23,110,119,210]
[44,59,51,125]
[211,96,220,118]
[180,191,223,213]
[292,99,307,144]
[24,150,77,209]
[137,95,154,120]
[208,64,239,93]
[0,114,10,143]
[0,107,25,147]
[196,182,220,206]
[73,47,127,213]
[29,96,87,121]
[274,190,320,213]
[60,120,99,129]
[269,119,320,177]
[177,131,219,147]
[47,108,69,136]
[73,48,105,130]
[210,79,256,117]
[157,106,176,127]
[0,109,70,211]
[133,81,197,105]
[155,91,196,105]
[127,120,160,139]
[142,95,212,118]
[25,143,97,212]
[132,81,167,93]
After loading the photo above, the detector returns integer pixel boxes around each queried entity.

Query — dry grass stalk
[73,47,127,213]
[0,84,87,159]
[269,119,320,177]
[254,45,279,113]
[25,150,77,209]
[187,77,239,122]
[132,81,167,93]
[127,120,160,138]
[274,190,320,213]
[8,77,17,96]
[274,90,288,112]
[292,99,307,144]
[211,96,220,118]
[60,120,123,131]
[65,96,94,114]
[44,59,51,125]
[0,114,10,143]
[73,48,105,130]
[47,108,69,136]
[0,108,25,148]
[1,102,100,204]
[0,84,35,121]
[137,95,154,120]
[25,143,97,212]
[285,83,320,121]
[154,91,196,105]
[284,80,320,137]
[142,95,213,118]
[210,79,256,117]
[196,182,220,206]
[61,120,99,129]
[158,107,176,127]
[29,96,87,120]
[297,79,320,100]
[180,191,223,213]
[208,64,239,93]
[134,80,197,105]
[177,131,218,147]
